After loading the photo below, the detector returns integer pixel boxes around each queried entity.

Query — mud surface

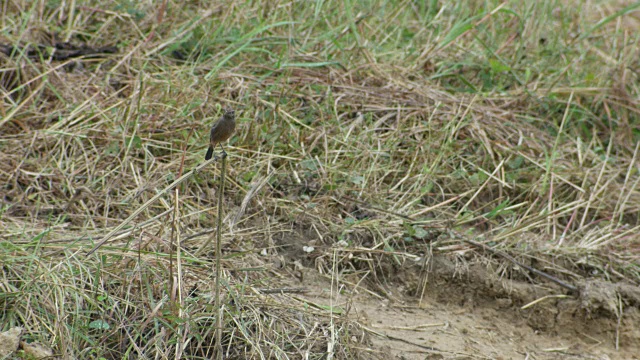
[284,250,640,359]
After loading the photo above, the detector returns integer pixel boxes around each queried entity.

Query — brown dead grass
[1,0,640,358]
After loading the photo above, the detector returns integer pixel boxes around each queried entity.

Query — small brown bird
[205,108,236,160]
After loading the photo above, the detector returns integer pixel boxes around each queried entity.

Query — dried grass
[1,0,639,358]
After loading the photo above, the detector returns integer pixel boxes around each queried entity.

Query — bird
[205,108,236,160]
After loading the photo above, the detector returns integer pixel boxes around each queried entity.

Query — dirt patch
[285,248,640,359]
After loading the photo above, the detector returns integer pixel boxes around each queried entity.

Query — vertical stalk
[215,155,227,360]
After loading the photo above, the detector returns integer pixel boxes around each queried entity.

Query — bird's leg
[218,143,227,158]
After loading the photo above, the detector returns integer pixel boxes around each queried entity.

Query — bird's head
[223,108,235,118]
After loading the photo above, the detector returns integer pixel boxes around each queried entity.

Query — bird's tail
[205,146,214,160]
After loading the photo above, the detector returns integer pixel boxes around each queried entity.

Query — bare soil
[275,237,640,359]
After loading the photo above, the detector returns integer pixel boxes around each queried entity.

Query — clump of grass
[1,0,639,357]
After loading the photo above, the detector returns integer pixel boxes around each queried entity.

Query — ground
[297,255,640,359]
[1,1,640,359]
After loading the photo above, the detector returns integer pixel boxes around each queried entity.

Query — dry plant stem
[464,239,578,293]
[169,188,176,304]
[215,155,227,360]
[170,131,192,311]
[361,325,444,353]
[85,156,220,256]
[258,287,307,294]
[172,187,185,358]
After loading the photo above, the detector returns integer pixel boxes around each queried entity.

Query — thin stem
[215,155,227,360]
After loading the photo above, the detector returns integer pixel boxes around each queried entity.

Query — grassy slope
[1,0,639,358]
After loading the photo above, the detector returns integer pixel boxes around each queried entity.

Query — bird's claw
[213,152,227,160]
